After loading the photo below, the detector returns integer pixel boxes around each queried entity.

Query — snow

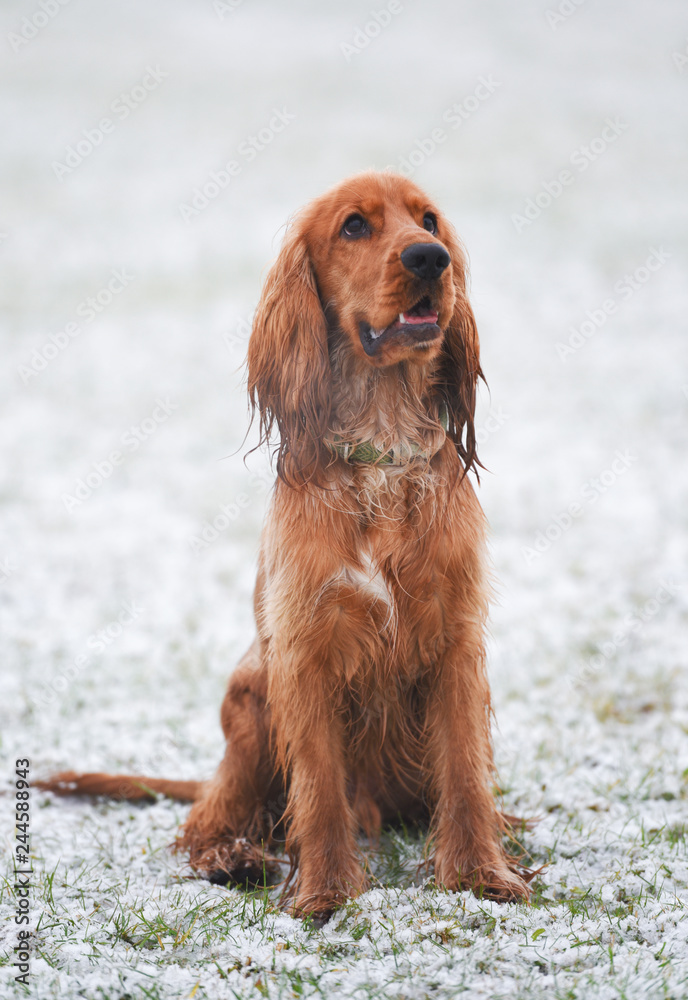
[1,0,687,997]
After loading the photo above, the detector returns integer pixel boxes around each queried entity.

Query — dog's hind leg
[177,641,284,886]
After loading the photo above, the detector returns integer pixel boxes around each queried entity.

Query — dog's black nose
[400,243,450,280]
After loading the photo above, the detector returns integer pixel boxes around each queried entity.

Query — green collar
[329,404,450,467]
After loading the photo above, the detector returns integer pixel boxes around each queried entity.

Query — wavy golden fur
[38,172,531,917]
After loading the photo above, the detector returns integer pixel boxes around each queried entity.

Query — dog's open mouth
[359,297,441,355]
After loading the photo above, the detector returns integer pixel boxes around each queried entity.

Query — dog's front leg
[428,619,530,901]
[269,647,367,918]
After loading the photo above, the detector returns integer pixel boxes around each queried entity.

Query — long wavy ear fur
[435,229,485,479]
[247,223,331,487]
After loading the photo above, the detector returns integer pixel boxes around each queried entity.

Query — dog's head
[248,171,482,485]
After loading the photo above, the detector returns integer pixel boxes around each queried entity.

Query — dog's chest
[343,526,444,616]
[335,530,448,679]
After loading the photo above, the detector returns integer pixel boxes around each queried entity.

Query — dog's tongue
[399,309,439,326]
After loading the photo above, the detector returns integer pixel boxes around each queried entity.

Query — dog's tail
[34,770,203,803]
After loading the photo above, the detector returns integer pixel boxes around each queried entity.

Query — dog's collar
[329,404,449,467]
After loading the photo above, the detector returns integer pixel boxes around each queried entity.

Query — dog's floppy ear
[435,228,485,479]
[248,221,331,486]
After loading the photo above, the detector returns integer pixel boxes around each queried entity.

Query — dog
[38,171,532,918]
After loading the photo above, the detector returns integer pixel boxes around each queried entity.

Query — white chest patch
[334,545,394,610]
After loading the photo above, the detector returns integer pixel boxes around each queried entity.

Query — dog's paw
[435,854,531,903]
[288,864,369,920]
[186,837,279,887]
[470,863,531,902]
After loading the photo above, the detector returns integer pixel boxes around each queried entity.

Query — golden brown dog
[39,171,531,918]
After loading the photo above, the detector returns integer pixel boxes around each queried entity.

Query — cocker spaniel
[39,171,531,918]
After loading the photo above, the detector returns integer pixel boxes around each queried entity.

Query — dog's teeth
[369,328,382,339]
[399,313,405,323]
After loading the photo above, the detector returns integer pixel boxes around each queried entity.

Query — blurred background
[2,0,687,801]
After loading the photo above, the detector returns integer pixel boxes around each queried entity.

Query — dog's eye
[423,213,438,235]
[341,214,369,239]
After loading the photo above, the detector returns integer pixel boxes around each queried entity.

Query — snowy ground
[2,1,688,997]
